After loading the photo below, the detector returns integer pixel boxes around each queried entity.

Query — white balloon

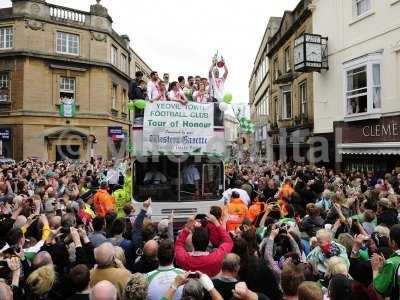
[219,102,229,112]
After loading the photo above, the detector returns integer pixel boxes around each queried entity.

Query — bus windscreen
[133,156,223,202]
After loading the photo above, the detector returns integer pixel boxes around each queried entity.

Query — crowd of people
[128,57,228,105]
[1,157,400,300]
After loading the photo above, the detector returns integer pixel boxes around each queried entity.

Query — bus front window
[181,159,201,198]
[134,158,179,202]
[134,156,224,202]
[180,157,223,201]
[202,164,222,198]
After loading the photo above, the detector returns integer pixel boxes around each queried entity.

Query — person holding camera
[174,214,233,277]
[0,255,22,300]
[162,271,223,300]
[232,236,282,300]
[261,223,302,282]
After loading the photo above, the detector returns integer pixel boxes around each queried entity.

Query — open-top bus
[131,101,226,223]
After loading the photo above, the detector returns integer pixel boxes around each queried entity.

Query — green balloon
[223,93,233,104]
[127,101,135,110]
[134,99,147,110]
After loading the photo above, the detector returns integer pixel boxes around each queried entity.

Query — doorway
[56,145,81,161]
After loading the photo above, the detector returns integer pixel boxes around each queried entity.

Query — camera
[187,272,200,279]
[2,245,21,257]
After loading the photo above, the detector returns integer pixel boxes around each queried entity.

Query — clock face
[306,43,322,63]
[294,45,304,66]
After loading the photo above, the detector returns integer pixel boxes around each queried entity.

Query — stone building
[312,0,400,172]
[0,0,151,161]
[267,0,314,162]
[249,17,281,160]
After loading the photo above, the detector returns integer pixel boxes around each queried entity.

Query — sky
[0,0,299,107]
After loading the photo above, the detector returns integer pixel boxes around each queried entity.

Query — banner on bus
[143,101,214,154]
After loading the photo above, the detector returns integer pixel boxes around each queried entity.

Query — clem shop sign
[362,123,400,138]
[335,116,400,143]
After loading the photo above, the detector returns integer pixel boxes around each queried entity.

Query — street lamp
[88,134,97,164]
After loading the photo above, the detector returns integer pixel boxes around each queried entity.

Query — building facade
[249,17,281,161]
[312,0,400,172]
[0,0,151,161]
[267,0,315,163]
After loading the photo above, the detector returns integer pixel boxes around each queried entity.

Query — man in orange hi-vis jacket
[93,181,116,217]
[226,191,248,232]
[278,178,295,217]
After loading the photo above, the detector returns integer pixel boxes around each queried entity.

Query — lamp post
[88,134,97,164]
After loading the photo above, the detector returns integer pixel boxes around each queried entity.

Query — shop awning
[337,142,400,155]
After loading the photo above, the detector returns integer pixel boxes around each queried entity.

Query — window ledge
[55,52,80,58]
[344,112,381,122]
[55,103,80,108]
[350,11,375,26]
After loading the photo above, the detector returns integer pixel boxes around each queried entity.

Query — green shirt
[374,252,400,296]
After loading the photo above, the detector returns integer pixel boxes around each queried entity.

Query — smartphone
[187,272,200,279]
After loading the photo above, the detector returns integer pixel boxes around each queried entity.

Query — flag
[59,98,76,117]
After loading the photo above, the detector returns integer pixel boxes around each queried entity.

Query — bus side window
[202,164,221,197]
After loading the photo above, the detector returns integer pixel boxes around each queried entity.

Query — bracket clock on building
[294,33,328,72]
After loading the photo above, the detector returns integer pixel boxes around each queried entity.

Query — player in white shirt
[208,57,228,102]
[147,71,160,101]
[193,82,210,103]
[163,73,170,92]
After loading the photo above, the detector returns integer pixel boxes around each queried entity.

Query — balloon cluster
[128,99,147,111]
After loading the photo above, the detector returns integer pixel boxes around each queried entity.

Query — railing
[49,4,88,24]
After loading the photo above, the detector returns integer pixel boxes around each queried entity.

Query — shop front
[335,115,400,173]
[270,127,311,163]
[108,126,127,159]
[0,127,12,158]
